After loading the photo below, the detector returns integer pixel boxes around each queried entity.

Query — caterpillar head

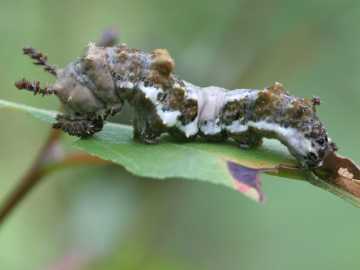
[15,47,110,117]
[303,124,337,168]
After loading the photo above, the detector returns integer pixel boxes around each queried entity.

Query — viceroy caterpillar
[15,43,337,168]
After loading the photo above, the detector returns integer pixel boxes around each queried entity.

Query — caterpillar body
[16,43,337,168]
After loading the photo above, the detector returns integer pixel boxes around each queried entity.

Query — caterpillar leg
[133,118,164,144]
[231,129,263,149]
[53,114,104,138]
[132,110,166,144]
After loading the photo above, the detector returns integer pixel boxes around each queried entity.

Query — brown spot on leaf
[227,161,265,202]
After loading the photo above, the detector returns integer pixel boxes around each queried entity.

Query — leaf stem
[0,130,109,226]
[0,128,60,225]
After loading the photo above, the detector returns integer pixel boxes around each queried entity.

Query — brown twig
[0,128,60,225]
[0,146,109,225]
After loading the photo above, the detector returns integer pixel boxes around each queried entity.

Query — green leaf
[76,122,307,201]
[0,99,57,123]
[1,99,359,206]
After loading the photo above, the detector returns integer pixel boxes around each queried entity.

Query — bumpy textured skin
[50,43,336,168]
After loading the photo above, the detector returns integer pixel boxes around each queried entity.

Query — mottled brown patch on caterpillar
[179,99,198,125]
[118,51,128,63]
[254,90,279,119]
[116,45,129,63]
[221,100,245,125]
[231,128,263,148]
[266,81,286,95]
[151,49,175,76]
[168,86,185,109]
[156,85,185,111]
[288,99,313,123]
[147,49,175,88]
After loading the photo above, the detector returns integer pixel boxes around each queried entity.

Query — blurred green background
[0,0,360,269]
